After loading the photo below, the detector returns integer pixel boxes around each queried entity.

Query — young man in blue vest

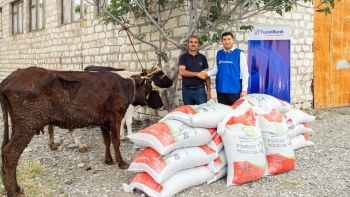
[201,32,249,105]
[178,35,211,105]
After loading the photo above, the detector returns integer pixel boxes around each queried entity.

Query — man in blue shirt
[201,32,249,105]
[178,36,211,105]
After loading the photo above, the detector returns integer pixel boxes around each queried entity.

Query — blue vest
[216,48,241,94]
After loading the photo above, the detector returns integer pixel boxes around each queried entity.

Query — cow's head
[146,70,173,88]
[130,75,164,109]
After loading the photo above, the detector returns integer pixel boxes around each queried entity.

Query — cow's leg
[125,106,134,136]
[2,127,36,196]
[110,120,129,169]
[47,124,58,150]
[120,117,126,140]
[120,104,134,140]
[68,129,88,153]
[100,126,114,165]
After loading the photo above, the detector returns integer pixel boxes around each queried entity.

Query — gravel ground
[0,107,350,197]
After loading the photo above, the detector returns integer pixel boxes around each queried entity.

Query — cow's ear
[147,70,173,88]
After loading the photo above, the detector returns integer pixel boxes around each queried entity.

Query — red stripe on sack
[231,98,245,109]
[133,148,167,174]
[226,108,256,126]
[212,134,222,146]
[199,146,216,155]
[279,99,287,106]
[169,106,197,114]
[232,161,265,184]
[138,122,175,147]
[132,172,163,193]
[301,134,310,141]
[302,123,310,128]
[261,108,283,123]
[207,128,217,136]
[266,154,296,175]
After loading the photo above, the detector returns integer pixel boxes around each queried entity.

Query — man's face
[221,35,235,50]
[188,37,199,52]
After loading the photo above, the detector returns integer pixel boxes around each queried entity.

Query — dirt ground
[0,107,350,197]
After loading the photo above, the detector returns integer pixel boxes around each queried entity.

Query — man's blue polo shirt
[178,52,208,87]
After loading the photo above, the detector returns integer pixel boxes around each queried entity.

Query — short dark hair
[188,35,199,43]
[221,32,234,39]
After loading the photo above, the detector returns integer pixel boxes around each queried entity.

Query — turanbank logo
[219,60,233,64]
[254,29,284,36]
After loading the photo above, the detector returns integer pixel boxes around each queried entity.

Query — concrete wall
[0,1,314,120]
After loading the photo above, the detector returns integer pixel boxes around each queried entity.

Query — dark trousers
[217,92,241,106]
[182,86,207,105]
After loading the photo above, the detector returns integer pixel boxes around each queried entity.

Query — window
[30,0,45,31]
[0,8,2,38]
[12,1,24,34]
[61,0,86,24]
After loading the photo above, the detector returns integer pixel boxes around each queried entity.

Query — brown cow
[46,66,171,152]
[0,66,167,196]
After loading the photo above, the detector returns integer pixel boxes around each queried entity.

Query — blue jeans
[182,86,207,105]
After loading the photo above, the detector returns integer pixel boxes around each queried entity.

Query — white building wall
[0,1,314,119]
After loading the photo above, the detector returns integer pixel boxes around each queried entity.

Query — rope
[130,77,136,104]
[118,26,147,76]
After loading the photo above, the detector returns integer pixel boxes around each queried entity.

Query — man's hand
[198,70,208,80]
[206,91,211,101]
[240,91,247,97]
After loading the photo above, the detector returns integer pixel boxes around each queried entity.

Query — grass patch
[337,109,350,115]
[315,115,324,120]
[0,159,59,196]
[281,179,300,186]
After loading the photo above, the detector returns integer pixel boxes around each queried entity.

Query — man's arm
[205,76,211,100]
[240,51,249,97]
[178,65,202,78]
[200,52,218,79]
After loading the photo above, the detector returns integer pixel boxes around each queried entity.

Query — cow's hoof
[49,144,58,151]
[118,162,129,169]
[120,137,130,141]
[78,145,88,153]
[104,160,114,165]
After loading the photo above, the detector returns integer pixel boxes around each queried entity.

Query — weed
[0,159,59,196]
[315,115,324,120]
[281,179,300,186]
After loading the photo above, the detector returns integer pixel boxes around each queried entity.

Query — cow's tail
[0,93,10,175]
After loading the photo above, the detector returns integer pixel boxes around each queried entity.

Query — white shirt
[207,47,249,91]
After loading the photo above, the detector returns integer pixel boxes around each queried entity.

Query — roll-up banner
[247,25,291,102]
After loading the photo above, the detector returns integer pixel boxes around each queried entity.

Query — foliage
[0,159,58,196]
[91,0,337,53]
[75,4,87,13]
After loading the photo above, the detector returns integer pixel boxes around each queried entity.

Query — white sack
[128,120,216,155]
[242,93,291,114]
[159,103,234,128]
[291,134,315,150]
[217,99,266,186]
[123,166,214,197]
[128,146,218,183]
[255,107,296,176]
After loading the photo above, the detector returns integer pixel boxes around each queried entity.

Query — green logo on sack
[242,127,257,137]
[273,123,285,132]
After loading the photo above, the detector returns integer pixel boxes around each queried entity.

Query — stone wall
[0,1,314,120]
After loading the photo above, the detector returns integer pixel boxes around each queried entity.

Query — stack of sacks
[206,133,227,184]
[243,93,315,150]
[207,148,227,184]
[217,99,266,186]
[255,106,296,176]
[284,108,316,150]
[242,93,291,114]
[124,103,235,196]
